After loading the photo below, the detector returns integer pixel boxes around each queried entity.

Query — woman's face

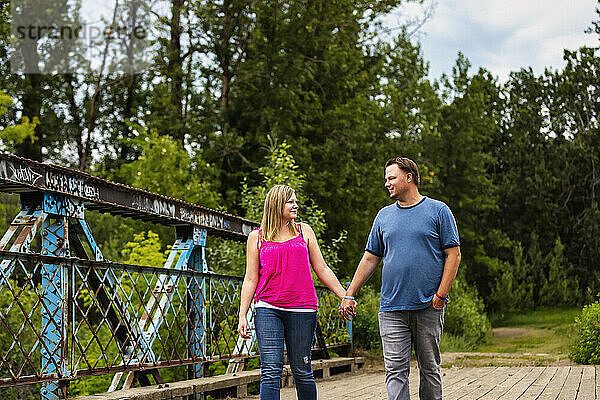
[282,192,298,222]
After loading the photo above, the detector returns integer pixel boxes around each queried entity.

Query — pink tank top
[254,227,318,310]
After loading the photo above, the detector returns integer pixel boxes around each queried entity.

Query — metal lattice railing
[316,286,350,347]
[0,154,352,398]
[0,250,350,389]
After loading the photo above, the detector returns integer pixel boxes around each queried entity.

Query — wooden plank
[76,357,364,400]
[344,375,386,400]
[443,367,499,399]
[442,367,491,397]
[577,366,595,400]
[479,367,533,398]
[458,367,513,400]
[497,367,545,399]
[557,366,583,400]
[537,367,571,400]
[519,367,558,399]
[317,372,385,398]
[443,367,475,386]
[74,369,262,400]
[596,366,600,400]
[246,365,600,400]
[288,371,386,400]
[407,366,498,399]
[408,366,420,398]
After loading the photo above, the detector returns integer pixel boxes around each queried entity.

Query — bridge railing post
[186,226,207,383]
[40,193,83,400]
[346,281,353,355]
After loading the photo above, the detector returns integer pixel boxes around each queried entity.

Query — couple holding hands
[238,157,461,400]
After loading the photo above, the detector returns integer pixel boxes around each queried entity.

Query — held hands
[237,316,252,339]
[338,297,358,321]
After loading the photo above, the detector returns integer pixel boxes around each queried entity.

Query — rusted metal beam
[0,153,258,240]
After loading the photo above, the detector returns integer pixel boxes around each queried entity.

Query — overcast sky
[387,0,599,82]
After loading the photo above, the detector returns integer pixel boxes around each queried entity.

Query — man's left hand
[338,298,357,320]
[432,294,446,309]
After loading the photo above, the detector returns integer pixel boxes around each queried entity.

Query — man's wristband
[343,296,355,300]
[435,293,449,301]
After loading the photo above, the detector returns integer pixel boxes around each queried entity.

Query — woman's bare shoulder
[299,222,316,236]
[247,229,260,242]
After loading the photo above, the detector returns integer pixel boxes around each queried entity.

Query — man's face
[385,164,410,199]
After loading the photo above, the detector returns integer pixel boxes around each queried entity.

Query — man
[339,157,461,400]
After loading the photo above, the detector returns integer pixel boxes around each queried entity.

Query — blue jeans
[254,307,317,400]
[379,304,445,400]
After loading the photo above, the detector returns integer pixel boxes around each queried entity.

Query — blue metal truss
[0,194,349,399]
[108,225,208,391]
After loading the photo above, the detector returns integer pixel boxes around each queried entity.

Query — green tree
[443,271,490,346]
[423,54,501,295]
[0,90,38,149]
[208,141,347,276]
[486,243,534,313]
[539,238,579,307]
[117,126,222,208]
[242,141,346,267]
[122,230,168,267]
[546,46,600,294]
[88,127,223,262]
[493,68,560,252]
[196,1,432,271]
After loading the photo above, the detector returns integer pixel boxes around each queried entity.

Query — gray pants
[378,305,445,400]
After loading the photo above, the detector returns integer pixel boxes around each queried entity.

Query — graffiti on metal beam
[179,207,229,230]
[45,171,101,200]
[242,224,253,235]
[0,160,44,186]
[132,195,176,217]
[0,154,257,237]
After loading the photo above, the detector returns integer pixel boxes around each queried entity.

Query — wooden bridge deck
[245,365,599,399]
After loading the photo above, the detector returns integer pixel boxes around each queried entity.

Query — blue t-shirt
[366,196,460,311]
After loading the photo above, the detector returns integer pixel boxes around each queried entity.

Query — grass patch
[475,328,569,354]
[489,307,580,329]
[441,353,563,368]
[474,307,580,355]
[440,334,478,352]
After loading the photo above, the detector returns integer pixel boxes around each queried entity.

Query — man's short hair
[385,157,420,186]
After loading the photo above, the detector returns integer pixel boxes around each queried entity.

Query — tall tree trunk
[17,38,42,161]
[169,0,184,145]
[120,0,141,161]
[65,74,84,163]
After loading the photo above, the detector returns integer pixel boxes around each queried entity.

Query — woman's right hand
[338,298,357,321]
[238,316,252,338]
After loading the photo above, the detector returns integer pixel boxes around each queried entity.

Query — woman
[237,185,352,400]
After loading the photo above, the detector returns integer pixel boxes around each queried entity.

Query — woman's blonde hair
[260,185,299,242]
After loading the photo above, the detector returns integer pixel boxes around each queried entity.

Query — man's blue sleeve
[439,205,460,249]
[365,213,384,257]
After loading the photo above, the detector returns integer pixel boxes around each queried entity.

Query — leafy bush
[443,273,490,346]
[570,299,600,364]
[352,272,490,351]
[352,286,382,350]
